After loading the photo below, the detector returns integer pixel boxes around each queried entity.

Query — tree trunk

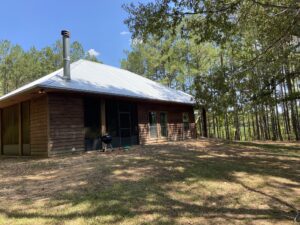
[255,106,260,140]
[212,113,216,138]
[270,105,277,140]
[217,116,221,138]
[248,114,252,141]
[274,88,283,141]
[286,75,299,140]
[252,113,256,140]
[202,108,208,138]
[198,114,203,137]
[262,105,270,140]
[242,114,246,141]
[281,83,291,140]
[225,112,230,140]
[234,112,240,140]
[207,113,211,138]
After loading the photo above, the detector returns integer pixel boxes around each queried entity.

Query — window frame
[159,111,168,138]
[182,112,190,131]
[148,111,158,139]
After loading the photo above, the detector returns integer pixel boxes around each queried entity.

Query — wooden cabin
[0,59,195,157]
[0,31,195,157]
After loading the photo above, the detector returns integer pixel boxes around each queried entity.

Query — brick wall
[47,93,84,155]
[47,94,195,153]
[137,102,195,144]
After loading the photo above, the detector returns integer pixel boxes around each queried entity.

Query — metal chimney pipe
[61,30,71,80]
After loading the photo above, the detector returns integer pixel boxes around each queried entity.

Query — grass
[0,139,299,225]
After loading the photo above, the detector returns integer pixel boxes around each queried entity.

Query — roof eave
[40,85,195,105]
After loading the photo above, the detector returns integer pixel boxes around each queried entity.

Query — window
[183,112,190,131]
[149,112,157,138]
[160,112,168,137]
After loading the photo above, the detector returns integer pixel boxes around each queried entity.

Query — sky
[0,0,145,67]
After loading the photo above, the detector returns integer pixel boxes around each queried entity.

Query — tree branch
[251,0,300,10]
[166,1,242,16]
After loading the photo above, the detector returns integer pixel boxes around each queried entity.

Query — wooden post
[18,103,22,156]
[101,99,106,136]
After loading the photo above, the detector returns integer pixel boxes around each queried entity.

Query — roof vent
[61,30,71,80]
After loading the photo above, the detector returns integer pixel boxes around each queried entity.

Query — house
[0,31,195,157]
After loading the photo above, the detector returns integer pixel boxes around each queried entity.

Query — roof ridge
[67,59,193,100]
[100,63,193,98]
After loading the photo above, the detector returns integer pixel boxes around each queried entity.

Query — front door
[84,97,101,151]
[106,100,138,147]
[119,112,131,147]
[160,112,168,138]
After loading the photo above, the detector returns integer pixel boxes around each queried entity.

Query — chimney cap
[61,30,70,38]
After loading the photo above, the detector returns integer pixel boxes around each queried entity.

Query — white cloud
[87,49,100,57]
[120,31,130,35]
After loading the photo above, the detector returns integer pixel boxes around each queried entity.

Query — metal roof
[0,59,194,104]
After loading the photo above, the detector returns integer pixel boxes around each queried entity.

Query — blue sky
[0,0,144,67]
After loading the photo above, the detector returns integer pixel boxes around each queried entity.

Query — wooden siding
[137,103,195,144]
[1,90,194,156]
[30,95,48,156]
[48,93,84,155]
[1,104,19,155]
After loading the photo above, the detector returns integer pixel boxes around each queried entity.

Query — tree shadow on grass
[0,140,299,224]
[0,180,293,223]
[234,141,300,156]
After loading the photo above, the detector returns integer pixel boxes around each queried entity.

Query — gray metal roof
[0,59,194,104]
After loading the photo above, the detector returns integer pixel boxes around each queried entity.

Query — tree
[0,39,102,95]
[123,1,299,42]
[122,0,300,140]
[0,40,12,94]
[70,41,85,62]
[85,52,101,63]
[121,44,146,76]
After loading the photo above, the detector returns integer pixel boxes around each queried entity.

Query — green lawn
[0,140,299,225]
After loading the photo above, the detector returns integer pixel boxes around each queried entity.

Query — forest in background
[0,1,299,142]
[121,0,300,141]
[0,40,100,95]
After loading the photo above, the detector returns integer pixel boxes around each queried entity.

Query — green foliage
[0,40,102,95]
[85,52,102,63]
[123,0,299,43]
[123,0,300,141]
[121,32,219,94]
[70,41,85,62]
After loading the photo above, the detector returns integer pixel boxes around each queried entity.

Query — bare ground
[0,139,299,225]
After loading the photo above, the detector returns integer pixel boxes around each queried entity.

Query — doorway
[84,97,101,150]
[119,112,131,146]
[1,101,31,156]
[160,112,168,138]
[106,100,138,147]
